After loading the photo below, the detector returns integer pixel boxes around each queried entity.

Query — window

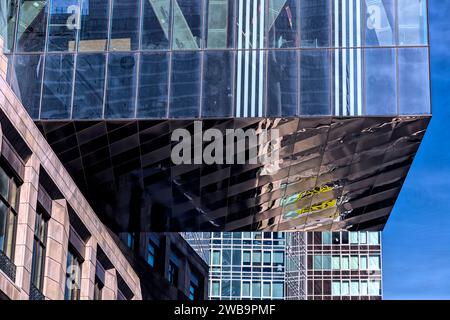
[31,208,48,292]
[369,280,382,296]
[0,0,17,53]
[398,0,428,45]
[332,256,340,270]
[361,281,369,296]
[369,232,380,245]
[313,255,322,270]
[211,250,220,265]
[351,281,360,296]
[268,0,299,48]
[273,282,283,299]
[350,256,359,270]
[242,281,251,297]
[221,279,230,297]
[211,281,220,297]
[47,0,79,52]
[263,251,271,266]
[232,249,241,266]
[64,247,82,300]
[273,251,284,266]
[360,256,368,270]
[332,281,340,296]
[253,251,262,265]
[78,0,110,51]
[262,282,271,298]
[322,232,331,245]
[243,251,251,265]
[189,274,200,300]
[147,240,157,267]
[172,0,203,50]
[168,260,179,286]
[0,166,19,262]
[252,282,261,298]
[94,277,103,300]
[222,249,231,265]
[341,256,349,270]
[369,255,381,270]
[349,232,358,244]
[322,255,331,270]
[341,281,350,296]
[110,0,140,51]
[332,232,340,244]
[231,280,240,297]
[300,0,330,47]
[16,0,49,52]
[360,232,367,244]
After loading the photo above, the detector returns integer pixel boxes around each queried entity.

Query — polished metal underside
[36,116,430,232]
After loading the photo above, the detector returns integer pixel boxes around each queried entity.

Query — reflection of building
[0,41,208,300]
[185,232,286,300]
[0,0,431,232]
[186,231,382,300]
[300,231,382,300]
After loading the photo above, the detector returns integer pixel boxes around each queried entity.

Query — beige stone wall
[0,37,142,300]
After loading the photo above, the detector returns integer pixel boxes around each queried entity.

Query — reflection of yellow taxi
[283,199,338,219]
[281,184,335,206]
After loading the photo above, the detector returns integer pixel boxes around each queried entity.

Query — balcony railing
[0,250,16,282]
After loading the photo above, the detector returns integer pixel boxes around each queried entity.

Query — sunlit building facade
[0,0,431,233]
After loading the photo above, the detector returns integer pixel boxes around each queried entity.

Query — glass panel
[268,0,299,48]
[267,50,298,116]
[341,256,349,270]
[351,281,359,296]
[349,232,358,244]
[369,232,380,245]
[202,51,234,117]
[222,249,231,265]
[350,256,359,270]
[262,282,271,297]
[300,50,331,115]
[360,256,368,270]
[105,53,137,119]
[360,231,367,244]
[361,281,368,295]
[221,279,230,297]
[243,251,251,264]
[242,281,250,296]
[252,281,261,298]
[110,0,140,51]
[205,0,234,48]
[369,280,381,296]
[172,0,202,49]
[364,0,395,46]
[398,48,430,115]
[273,251,283,265]
[211,250,220,265]
[323,255,331,270]
[369,255,381,270]
[398,0,428,45]
[48,0,80,52]
[0,0,18,53]
[273,282,283,298]
[72,53,106,119]
[365,48,397,115]
[253,251,262,265]
[322,231,331,244]
[141,0,170,50]
[0,167,8,200]
[331,281,340,296]
[211,281,220,296]
[78,0,110,51]
[169,51,201,117]
[5,210,16,258]
[341,281,350,296]
[16,0,48,52]
[232,249,241,265]
[231,280,240,297]
[137,52,169,118]
[313,255,322,270]
[300,0,330,48]
[0,201,7,251]
[9,54,44,118]
[41,53,74,119]
[331,256,340,270]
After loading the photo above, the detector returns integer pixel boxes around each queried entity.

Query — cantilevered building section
[1,0,431,232]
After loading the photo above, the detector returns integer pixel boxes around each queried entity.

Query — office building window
[323,255,331,270]
[168,261,179,286]
[360,232,367,244]
[350,256,359,270]
[349,232,358,244]
[369,232,380,245]
[94,277,103,300]
[360,256,368,270]
[313,255,322,270]
[147,240,157,267]
[212,250,220,265]
[332,232,340,244]
[369,255,381,270]
[189,273,200,300]
[31,208,48,292]
[211,280,220,297]
[322,232,331,244]
[331,256,340,270]
[252,282,261,298]
[242,281,251,297]
[253,251,262,266]
[341,281,350,296]
[273,282,283,299]
[243,251,251,265]
[0,166,19,261]
[361,281,369,296]
[273,251,284,266]
[332,281,340,296]
[263,251,271,266]
[369,280,382,296]
[65,247,82,300]
[351,281,359,296]
[341,256,349,270]
[262,282,271,298]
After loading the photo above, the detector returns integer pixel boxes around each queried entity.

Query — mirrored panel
[268,0,299,48]
[365,48,397,115]
[398,0,428,45]
[48,0,80,52]
[105,53,138,118]
[72,53,106,119]
[300,0,330,48]
[300,50,330,116]
[9,54,44,118]
[398,47,430,115]
[110,0,140,51]
[16,0,49,52]
[78,0,110,51]
[41,53,74,119]
[205,0,234,49]
[267,50,298,116]
[172,0,203,49]
[137,52,169,118]
[364,0,396,46]
[141,0,171,50]
[169,51,201,117]
[0,0,18,53]
[202,50,234,117]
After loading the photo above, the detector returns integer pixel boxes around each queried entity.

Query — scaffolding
[285,232,307,300]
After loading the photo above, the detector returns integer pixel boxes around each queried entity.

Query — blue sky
[383,2,450,299]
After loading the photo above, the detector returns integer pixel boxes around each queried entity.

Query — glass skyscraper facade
[0,0,431,233]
